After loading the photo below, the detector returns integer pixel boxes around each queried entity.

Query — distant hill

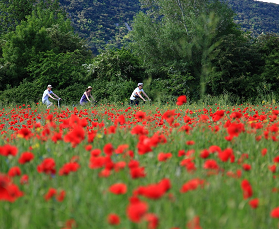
[59,0,279,53]
[225,0,279,35]
[59,0,140,53]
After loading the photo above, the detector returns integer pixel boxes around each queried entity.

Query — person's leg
[130,100,135,106]
[46,100,53,108]
[80,101,86,106]
[43,99,52,108]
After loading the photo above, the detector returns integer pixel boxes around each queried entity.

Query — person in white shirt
[130,83,151,105]
[42,85,61,108]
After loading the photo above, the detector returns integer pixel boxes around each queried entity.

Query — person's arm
[90,94,96,102]
[85,92,91,102]
[52,93,61,100]
[142,91,151,101]
[136,92,146,101]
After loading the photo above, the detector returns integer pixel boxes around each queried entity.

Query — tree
[86,48,144,82]
[26,50,88,89]
[257,33,279,94]
[209,33,263,100]
[0,0,35,34]
[1,0,91,86]
[130,0,241,99]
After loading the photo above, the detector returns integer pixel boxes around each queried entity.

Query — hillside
[60,0,140,53]
[60,0,279,53]
[225,0,279,35]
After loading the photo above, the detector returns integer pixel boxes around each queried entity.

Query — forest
[0,0,279,105]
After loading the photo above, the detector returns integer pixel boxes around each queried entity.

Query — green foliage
[1,0,91,88]
[257,33,279,94]
[131,0,238,99]
[26,50,88,90]
[225,0,279,36]
[208,33,263,100]
[0,79,42,104]
[86,48,144,82]
[2,25,51,84]
[60,0,140,53]
[0,0,35,34]
[91,78,136,104]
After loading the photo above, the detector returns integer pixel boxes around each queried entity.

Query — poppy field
[1,98,279,229]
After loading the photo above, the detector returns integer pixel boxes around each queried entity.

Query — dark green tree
[257,33,279,94]
[0,0,35,34]
[1,0,91,87]
[209,33,263,99]
[26,50,88,89]
[130,0,240,99]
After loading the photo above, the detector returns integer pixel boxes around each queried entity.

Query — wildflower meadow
[2,97,279,229]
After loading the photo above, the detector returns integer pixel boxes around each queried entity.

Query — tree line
[0,0,279,105]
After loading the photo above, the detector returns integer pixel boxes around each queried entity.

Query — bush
[0,80,41,104]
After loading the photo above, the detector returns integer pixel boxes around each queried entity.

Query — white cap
[47,85,53,88]
[138,83,143,86]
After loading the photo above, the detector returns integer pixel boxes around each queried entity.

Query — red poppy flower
[176,95,187,106]
[84,145,92,151]
[135,179,170,200]
[135,111,146,121]
[131,125,148,135]
[187,216,201,229]
[230,112,242,119]
[0,173,23,202]
[89,156,110,169]
[17,127,33,139]
[145,213,159,229]
[8,166,21,177]
[109,183,127,195]
[178,150,186,157]
[115,144,129,154]
[249,198,259,209]
[90,149,102,157]
[269,165,276,173]
[218,148,233,162]
[126,197,148,223]
[107,213,120,225]
[242,164,251,171]
[51,132,63,143]
[0,144,18,156]
[241,179,253,199]
[200,149,210,159]
[44,188,57,201]
[130,167,146,179]
[114,161,126,172]
[18,152,34,164]
[116,115,126,125]
[37,158,56,175]
[64,125,85,147]
[59,162,80,176]
[212,110,225,122]
[104,143,114,156]
[158,152,172,162]
[20,174,29,184]
[180,178,205,193]
[203,159,219,170]
[56,190,66,202]
[64,219,77,228]
[261,148,267,156]
[99,168,111,177]
[271,207,279,218]
[186,140,195,145]
[227,122,244,137]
